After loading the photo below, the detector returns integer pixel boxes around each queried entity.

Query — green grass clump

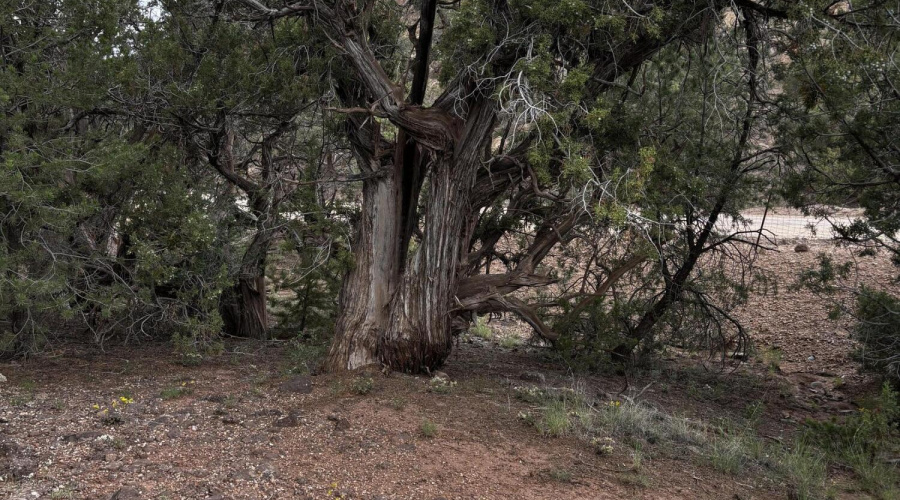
[420,418,438,438]
[350,376,374,395]
[798,383,900,499]
[160,386,192,400]
[517,380,898,499]
[547,467,572,482]
[761,347,783,373]
[387,397,407,410]
[427,377,456,394]
[847,450,899,499]
[778,444,829,500]
[49,486,76,499]
[499,336,521,348]
[539,400,573,437]
[709,434,749,475]
[469,316,492,340]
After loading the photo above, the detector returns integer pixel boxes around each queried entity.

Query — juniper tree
[6,0,895,373]
[778,1,900,382]
[227,0,823,371]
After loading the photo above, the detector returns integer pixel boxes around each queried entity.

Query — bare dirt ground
[735,240,899,377]
[1,342,763,500]
[0,240,897,500]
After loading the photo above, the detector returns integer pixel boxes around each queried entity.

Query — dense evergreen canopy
[1,0,897,375]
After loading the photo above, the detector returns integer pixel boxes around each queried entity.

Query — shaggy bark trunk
[325,172,402,370]
[326,99,495,372]
[220,196,274,340]
[221,274,268,340]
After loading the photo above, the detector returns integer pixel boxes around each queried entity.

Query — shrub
[286,335,328,374]
[172,324,223,367]
[801,383,899,457]
[551,300,639,372]
[420,419,438,438]
[801,383,900,498]
[547,467,573,482]
[853,288,900,385]
[350,376,374,395]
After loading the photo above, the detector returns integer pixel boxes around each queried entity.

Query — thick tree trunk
[324,174,402,370]
[220,196,274,340]
[220,274,268,340]
[326,99,495,373]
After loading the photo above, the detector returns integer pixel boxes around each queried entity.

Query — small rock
[230,469,253,481]
[327,414,350,432]
[105,461,124,472]
[260,462,277,479]
[251,408,283,417]
[519,371,546,383]
[206,487,225,500]
[431,371,450,381]
[108,487,142,500]
[0,373,6,383]
[149,416,171,427]
[188,468,210,478]
[807,355,816,361]
[278,375,313,394]
[810,381,824,390]
[62,431,102,443]
[274,412,302,428]
[794,243,809,253]
[0,439,36,478]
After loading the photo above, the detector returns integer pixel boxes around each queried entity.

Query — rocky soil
[1,240,896,499]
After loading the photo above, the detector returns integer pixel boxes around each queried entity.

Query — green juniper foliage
[1,0,898,379]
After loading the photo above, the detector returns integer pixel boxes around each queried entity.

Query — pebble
[519,371,546,383]
[278,375,313,394]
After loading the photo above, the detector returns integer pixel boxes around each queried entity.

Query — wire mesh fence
[718,208,862,243]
